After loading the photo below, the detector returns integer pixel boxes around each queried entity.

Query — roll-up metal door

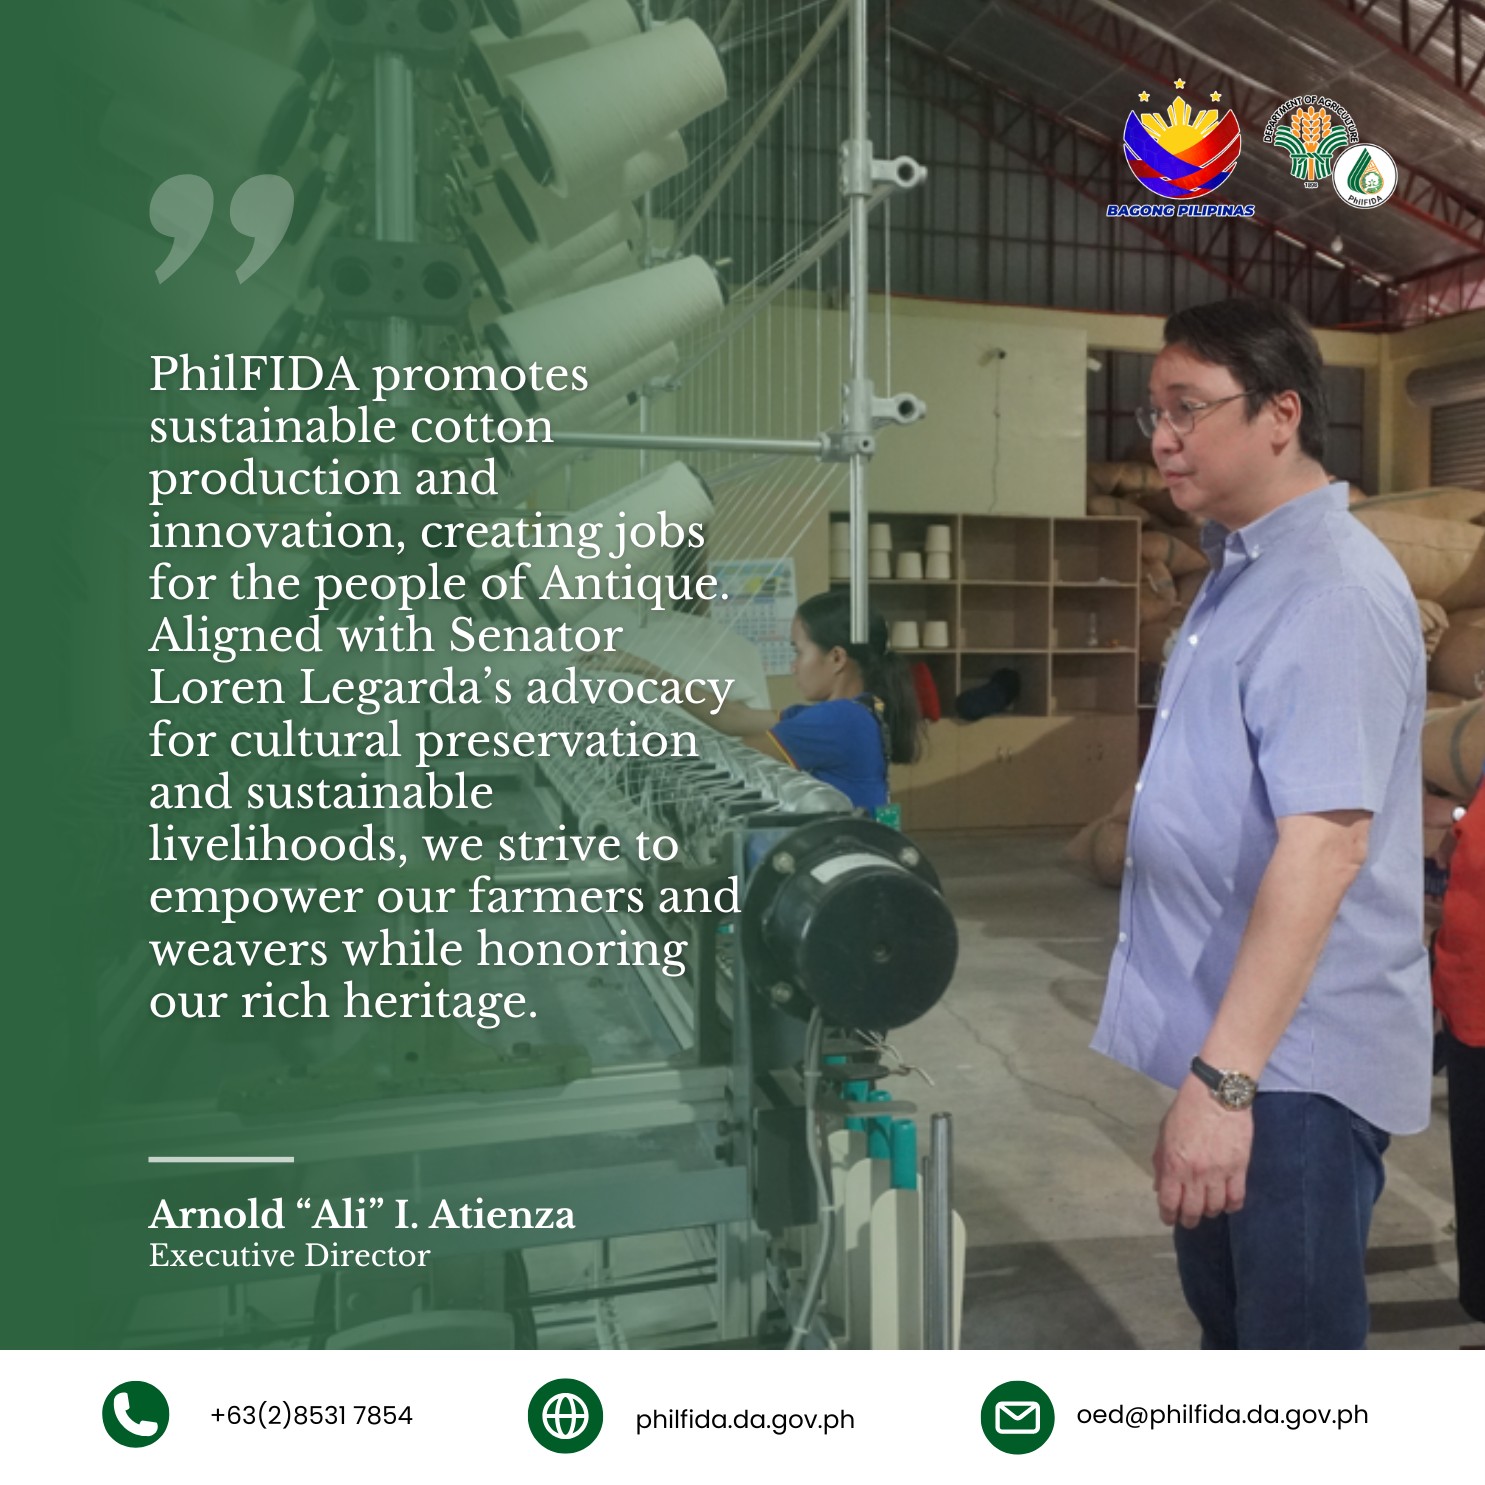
[1431,399,1485,489]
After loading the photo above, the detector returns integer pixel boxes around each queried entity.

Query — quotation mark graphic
[150,174,295,285]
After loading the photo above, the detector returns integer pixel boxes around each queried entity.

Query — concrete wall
[1375,309,1485,492]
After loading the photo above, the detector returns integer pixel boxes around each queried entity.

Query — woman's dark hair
[1163,298,1329,463]
[795,589,924,765]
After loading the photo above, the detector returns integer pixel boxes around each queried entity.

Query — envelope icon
[994,1400,1040,1434]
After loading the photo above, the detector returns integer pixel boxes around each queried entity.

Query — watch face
[1216,1073,1257,1109]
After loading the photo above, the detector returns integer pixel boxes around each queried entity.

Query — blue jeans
[1172,1091,1390,1349]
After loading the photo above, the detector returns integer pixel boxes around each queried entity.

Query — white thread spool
[161,0,324,74]
[891,621,921,651]
[896,552,924,581]
[503,21,727,194]
[472,178,538,269]
[869,551,892,579]
[547,341,678,428]
[830,522,852,550]
[553,239,637,297]
[530,0,641,41]
[80,4,308,179]
[924,552,952,581]
[517,463,714,619]
[496,236,636,311]
[482,204,640,309]
[490,0,594,36]
[829,553,852,581]
[471,0,641,95]
[497,133,688,247]
[472,29,590,87]
[922,621,951,649]
[925,524,953,554]
[869,522,893,550]
[489,256,724,413]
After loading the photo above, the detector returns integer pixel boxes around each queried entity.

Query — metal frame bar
[1317,0,1485,116]
[846,0,873,644]
[1393,250,1485,320]
[1013,0,1485,254]
[891,32,1396,327]
[544,430,831,456]
[678,0,854,248]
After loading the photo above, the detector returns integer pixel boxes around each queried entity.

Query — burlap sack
[1351,507,1485,609]
[1133,484,1199,529]
[1140,619,1176,663]
[1065,782,1137,880]
[1140,560,1176,624]
[1175,569,1207,607]
[1087,461,1154,498]
[1363,486,1485,525]
[1422,701,1485,798]
[1105,782,1136,824]
[1091,817,1128,888]
[1088,493,1149,523]
[1065,816,1099,871]
[1429,607,1485,699]
[1141,528,1208,576]
[1418,598,1449,659]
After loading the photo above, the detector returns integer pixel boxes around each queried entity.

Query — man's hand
[1152,1075,1254,1228]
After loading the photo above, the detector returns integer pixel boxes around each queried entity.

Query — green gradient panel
[26,2,757,1350]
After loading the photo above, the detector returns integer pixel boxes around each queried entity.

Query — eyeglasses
[1135,393,1250,439]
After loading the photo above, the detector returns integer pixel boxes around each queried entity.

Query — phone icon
[102,1382,169,1447]
[115,1393,158,1437]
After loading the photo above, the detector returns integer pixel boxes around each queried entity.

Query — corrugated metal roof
[892,0,1485,280]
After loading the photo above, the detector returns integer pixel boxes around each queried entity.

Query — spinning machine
[68,0,960,1349]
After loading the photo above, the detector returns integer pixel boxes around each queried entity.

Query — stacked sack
[1065,783,1135,888]
[1087,461,1210,674]
[1355,488,1485,816]
[1075,475,1485,887]
[1350,487,1485,714]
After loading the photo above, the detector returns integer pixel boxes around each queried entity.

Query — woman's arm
[600,650,782,741]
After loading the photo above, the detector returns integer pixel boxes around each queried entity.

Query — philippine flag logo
[1123,82,1242,200]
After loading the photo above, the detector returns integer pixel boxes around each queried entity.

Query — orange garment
[1434,797,1485,1048]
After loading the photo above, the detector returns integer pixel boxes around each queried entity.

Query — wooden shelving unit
[828,512,1141,829]
[830,513,1141,718]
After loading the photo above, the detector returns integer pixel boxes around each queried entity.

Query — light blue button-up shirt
[1093,483,1432,1134]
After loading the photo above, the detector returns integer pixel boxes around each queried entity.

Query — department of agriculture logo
[981,1379,1055,1455]
[102,1381,170,1448]
[1332,143,1397,208]
[1264,94,1358,187]
[528,1378,603,1453]
[1123,80,1241,199]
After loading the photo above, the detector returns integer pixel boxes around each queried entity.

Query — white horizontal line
[147,1156,295,1164]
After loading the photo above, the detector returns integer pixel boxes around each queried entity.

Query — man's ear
[1268,389,1305,453]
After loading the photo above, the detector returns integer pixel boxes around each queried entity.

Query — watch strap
[1190,1055,1224,1092]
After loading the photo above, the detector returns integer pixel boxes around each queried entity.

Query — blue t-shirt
[769,697,887,809]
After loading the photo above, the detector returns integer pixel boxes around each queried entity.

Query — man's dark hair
[1163,298,1328,463]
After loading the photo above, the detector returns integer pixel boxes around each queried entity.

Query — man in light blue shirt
[1092,299,1431,1348]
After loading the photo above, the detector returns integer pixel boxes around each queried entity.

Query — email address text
[1078,1403,1368,1431]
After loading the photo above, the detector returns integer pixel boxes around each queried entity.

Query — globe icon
[542,1393,589,1440]
[529,1378,602,1452]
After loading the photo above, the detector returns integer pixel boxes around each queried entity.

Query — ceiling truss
[1005,0,1485,254]
[893,32,1399,325]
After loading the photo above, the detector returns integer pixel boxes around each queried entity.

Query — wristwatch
[1190,1055,1258,1111]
